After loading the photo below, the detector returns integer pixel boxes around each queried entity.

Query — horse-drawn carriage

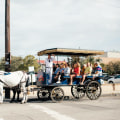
[35,48,104,102]
[0,48,104,104]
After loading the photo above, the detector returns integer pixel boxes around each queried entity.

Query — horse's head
[19,71,29,82]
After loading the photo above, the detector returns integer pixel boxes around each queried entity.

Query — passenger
[54,64,60,75]
[53,63,56,73]
[56,63,65,83]
[59,63,65,74]
[94,62,102,76]
[81,64,86,75]
[81,62,92,85]
[64,62,71,76]
[54,63,64,82]
[69,62,81,85]
[70,64,74,74]
[57,62,71,83]
[90,63,93,73]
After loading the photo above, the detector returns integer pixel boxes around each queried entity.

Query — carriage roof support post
[39,56,40,65]
[57,55,58,64]
[5,0,11,99]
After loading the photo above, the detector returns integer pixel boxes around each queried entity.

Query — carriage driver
[45,54,55,84]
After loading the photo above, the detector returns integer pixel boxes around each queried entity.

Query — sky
[0,0,120,58]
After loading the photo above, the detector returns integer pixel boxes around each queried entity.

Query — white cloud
[0,0,120,58]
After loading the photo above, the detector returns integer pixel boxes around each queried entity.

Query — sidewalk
[4,83,120,99]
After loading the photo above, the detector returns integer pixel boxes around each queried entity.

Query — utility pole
[5,0,11,99]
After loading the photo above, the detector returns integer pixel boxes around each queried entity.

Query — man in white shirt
[45,54,55,84]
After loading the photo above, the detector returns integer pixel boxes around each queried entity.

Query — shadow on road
[3,96,88,104]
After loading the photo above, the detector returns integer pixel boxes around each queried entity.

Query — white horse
[0,71,28,104]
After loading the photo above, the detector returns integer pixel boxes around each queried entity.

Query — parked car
[102,73,113,81]
[103,76,114,81]
[108,75,120,84]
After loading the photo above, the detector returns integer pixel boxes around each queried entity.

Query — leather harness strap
[0,79,9,87]
[0,71,27,88]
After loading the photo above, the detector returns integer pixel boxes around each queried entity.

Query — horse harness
[0,71,27,89]
[19,71,27,83]
[0,79,9,87]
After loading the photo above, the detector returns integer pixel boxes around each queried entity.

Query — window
[115,75,120,79]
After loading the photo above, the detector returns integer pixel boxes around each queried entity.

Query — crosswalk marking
[29,104,77,120]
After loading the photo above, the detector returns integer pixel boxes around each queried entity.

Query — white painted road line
[29,104,77,120]
[0,118,4,120]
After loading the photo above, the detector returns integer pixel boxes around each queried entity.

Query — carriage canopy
[37,48,104,56]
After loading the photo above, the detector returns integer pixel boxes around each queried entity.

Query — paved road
[0,96,120,120]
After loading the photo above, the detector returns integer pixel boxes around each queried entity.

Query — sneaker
[56,81,61,83]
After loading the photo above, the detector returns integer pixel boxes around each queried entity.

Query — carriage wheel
[37,89,50,101]
[51,87,64,102]
[86,81,102,100]
[71,85,85,99]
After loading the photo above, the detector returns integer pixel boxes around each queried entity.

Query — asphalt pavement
[0,96,120,120]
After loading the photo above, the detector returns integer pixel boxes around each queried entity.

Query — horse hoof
[21,101,25,104]
[24,100,27,103]
[10,100,14,103]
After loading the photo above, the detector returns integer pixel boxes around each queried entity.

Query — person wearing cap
[45,54,55,84]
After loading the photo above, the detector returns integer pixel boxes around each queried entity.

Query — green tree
[11,56,23,71]
[104,61,120,75]
[0,56,23,71]
[85,56,95,64]
[19,55,40,72]
[95,57,102,63]
[0,57,5,70]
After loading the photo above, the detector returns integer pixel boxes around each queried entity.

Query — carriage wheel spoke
[71,86,85,99]
[51,87,64,102]
[86,81,101,100]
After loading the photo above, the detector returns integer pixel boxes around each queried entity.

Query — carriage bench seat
[86,75,103,79]
[63,76,70,79]
[86,76,93,79]
[63,75,82,79]
[75,76,82,79]
[62,76,81,85]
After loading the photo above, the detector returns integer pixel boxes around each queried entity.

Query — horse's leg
[0,82,3,104]
[10,89,16,103]
[17,90,21,102]
[21,83,27,104]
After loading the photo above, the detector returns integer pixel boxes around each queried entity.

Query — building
[97,51,120,64]
[100,51,120,58]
